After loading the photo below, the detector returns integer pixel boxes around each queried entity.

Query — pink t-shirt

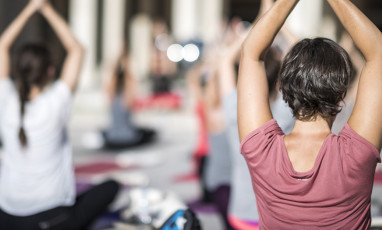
[240,119,381,229]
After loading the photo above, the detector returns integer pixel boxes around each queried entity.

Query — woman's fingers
[30,0,47,10]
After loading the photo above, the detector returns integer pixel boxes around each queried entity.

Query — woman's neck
[291,116,334,137]
[29,86,42,100]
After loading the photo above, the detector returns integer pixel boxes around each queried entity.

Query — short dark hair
[279,38,352,121]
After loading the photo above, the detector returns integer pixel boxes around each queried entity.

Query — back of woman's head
[16,44,51,84]
[279,38,352,121]
[15,43,52,147]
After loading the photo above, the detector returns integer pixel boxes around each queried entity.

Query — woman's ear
[47,66,56,80]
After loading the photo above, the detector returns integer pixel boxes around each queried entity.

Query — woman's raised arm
[217,22,244,99]
[40,1,84,92]
[237,0,299,141]
[328,0,382,149]
[0,0,42,79]
[122,56,137,109]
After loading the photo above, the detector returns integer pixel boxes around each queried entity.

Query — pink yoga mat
[75,161,137,175]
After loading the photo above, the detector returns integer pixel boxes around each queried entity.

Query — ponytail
[19,128,27,147]
[115,60,126,94]
[15,43,51,147]
[18,76,30,147]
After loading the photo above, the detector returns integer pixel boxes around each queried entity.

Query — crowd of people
[188,0,382,229]
[239,0,382,228]
[0,0,381,229]
[0,1,119,229]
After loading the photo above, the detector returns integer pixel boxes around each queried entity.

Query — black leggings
[102,128,156,150]
[0,180,120,230]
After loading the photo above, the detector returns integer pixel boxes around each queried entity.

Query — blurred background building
[0,1,382,229]
[0,0,380,92]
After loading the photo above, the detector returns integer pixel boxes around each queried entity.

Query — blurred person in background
[0,1,119,229]
[150,19,176,95]
[217,1,296,228]
[186,55,233,229]
[185,61,209,196]
[102,45,156,150]
[238,0,382,228]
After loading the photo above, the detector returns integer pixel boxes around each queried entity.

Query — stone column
[199,0,224,43]
[286,0,324,38]
[130,14,152,80]
[69,0,98,90]
[171,0,198,42]
[101,0,126,78]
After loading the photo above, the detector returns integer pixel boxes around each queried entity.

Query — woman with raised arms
[238,0,382,228]
[0,1,119,229]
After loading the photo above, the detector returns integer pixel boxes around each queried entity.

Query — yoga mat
[133,93,182,110]
[75,159,141,186]
[75,161,131,174]
[374,172,382,184]
[173,173,199,183]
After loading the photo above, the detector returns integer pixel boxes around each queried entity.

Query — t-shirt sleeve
[0,78,14,106]
[48,81,72,122]
[240,119,284,161]
[339,123,381,172]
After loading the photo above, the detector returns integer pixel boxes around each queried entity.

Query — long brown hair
[115,58,126,94]
[15,44,51,147]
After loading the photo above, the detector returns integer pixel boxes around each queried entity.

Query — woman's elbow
[365,33,382,62]
[241,40,251,57]
[240,40,263,61]
[0,39,10,52]
[70,43,85,61]
[67,39,84,55]
[75,42,84,55]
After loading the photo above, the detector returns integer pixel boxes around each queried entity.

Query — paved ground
[2,89,382,229]
[70,91,382,229]
[69,90,382,229]
[69,91,224,229]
